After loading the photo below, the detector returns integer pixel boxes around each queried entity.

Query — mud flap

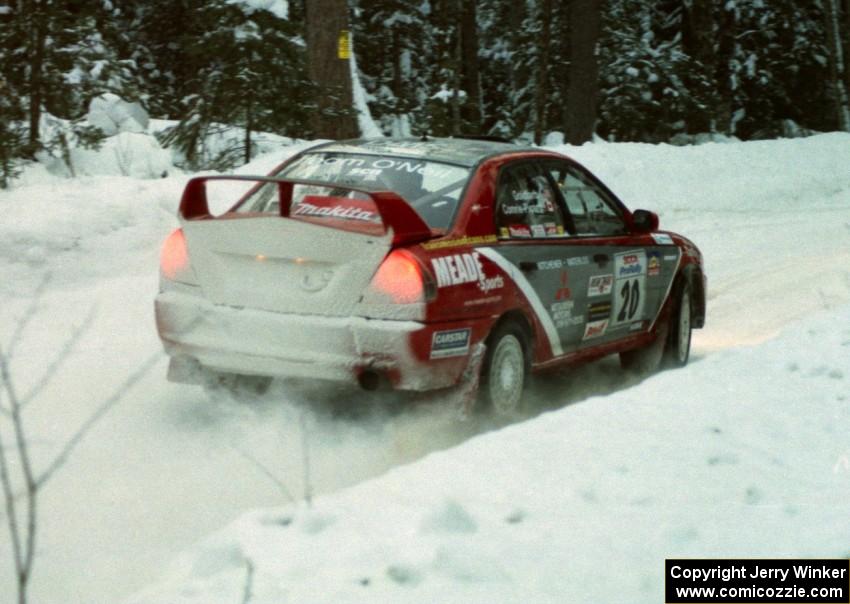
[413,342,486,419]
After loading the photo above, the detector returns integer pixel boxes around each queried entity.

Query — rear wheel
[480,323,529,419]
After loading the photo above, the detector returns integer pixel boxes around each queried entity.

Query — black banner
[666,559,850,603]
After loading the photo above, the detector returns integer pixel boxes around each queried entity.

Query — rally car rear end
[154,176,484,393]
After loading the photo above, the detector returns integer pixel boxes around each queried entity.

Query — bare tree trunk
[460,0,481,130]
[564,0,602,144]
[534,0,553,145]
[449,0,462,136]
[715,2,736,133]
[27,0,45,152]
[841,0,850,110]
[825,0,850,131]
[682,0,716,133]
[304,0,358,139]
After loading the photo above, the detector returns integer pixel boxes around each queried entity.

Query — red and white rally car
[155,138,706,415]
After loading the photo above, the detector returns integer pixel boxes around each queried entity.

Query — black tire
[662,280,692,368]
[619,278,692,373]
[480,322,530,418]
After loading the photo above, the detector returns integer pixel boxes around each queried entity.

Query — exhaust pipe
[357,370,381,391]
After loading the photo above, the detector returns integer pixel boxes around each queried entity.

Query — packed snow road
[0,134,848,604]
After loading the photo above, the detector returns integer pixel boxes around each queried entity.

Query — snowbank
[128,304,850,604]
[1,132,848,604]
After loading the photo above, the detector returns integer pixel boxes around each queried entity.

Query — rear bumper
[155,288,483,391]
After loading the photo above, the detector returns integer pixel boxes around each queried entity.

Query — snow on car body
[155,138,706,413]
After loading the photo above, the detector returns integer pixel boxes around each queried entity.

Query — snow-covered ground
[0,133,848,604]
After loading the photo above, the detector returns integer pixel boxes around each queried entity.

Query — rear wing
[179,175,433,247]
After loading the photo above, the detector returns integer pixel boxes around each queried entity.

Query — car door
[482,161,598,357]
[541,159,681,349]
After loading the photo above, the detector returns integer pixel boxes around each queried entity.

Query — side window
[546,162,627,237]
[495,163,566,239]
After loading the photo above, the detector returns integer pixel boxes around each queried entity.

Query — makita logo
[431,252,505,293]
[293,202,375,222]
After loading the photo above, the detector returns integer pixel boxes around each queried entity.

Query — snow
[87,93,150,136]
[350,36,384,139]
[226,0,288,19]
[0,133,848,604]
[129,308,850,604]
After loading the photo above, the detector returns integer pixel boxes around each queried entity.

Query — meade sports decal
[430,328,471,359]
[431,251,505,294]
[612,250,647,328]
[587,274,614,297]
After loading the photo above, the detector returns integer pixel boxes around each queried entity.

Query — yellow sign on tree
[338,30,351,59]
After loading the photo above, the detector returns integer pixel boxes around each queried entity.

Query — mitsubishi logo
[299,270,333,293]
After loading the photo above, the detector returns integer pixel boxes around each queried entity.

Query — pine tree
[161,0,310,169]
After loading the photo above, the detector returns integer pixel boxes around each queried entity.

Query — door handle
[519,261,537,273]
[593,254,609,267]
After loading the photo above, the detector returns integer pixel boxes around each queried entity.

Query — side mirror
[632,209,659,233]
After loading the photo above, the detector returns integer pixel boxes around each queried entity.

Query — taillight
[160,228,196,284]
[366,250,436,304]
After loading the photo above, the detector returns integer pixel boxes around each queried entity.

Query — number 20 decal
[617,279,641,322]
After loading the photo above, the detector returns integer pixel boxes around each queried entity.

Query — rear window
[236,152,470,230]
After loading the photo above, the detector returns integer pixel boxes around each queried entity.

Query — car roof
[308,137,540,167]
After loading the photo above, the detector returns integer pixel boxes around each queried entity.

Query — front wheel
[480,323,529,419]
[662,280,692,368]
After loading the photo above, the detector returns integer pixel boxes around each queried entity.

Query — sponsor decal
[567,256,590,267]
[431,251,505,294]
[587,274,614,297]
[463,295,502,307]
[430,328,471,359]
[652,233,675,245]
[612,250,647,327]
[499,227,509,238]
[555,270,572,301]
[544,222,560,236]
[531,224,546,238]
[663,254,678,262]
[509,224,531,238]
[422,234,498,251]
[293,202,376,222]
[537,259,563,271]
[648,252,661,277]
[588,301,612,322]
[616,251,645,278]
[583,319,609,340]
[550,300,582,328]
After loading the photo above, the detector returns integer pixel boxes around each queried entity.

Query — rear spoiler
[179,175,434,247]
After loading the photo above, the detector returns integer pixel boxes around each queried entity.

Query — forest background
[1,0,849,184]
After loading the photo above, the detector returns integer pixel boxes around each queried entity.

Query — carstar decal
[431,251,505,294]
[430,328,471,359]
